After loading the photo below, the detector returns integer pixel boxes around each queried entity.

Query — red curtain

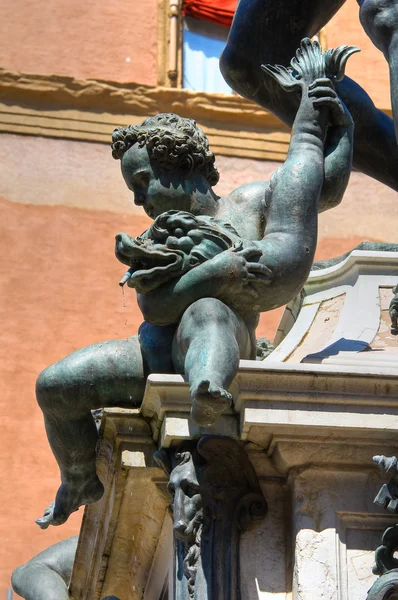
[182,0,237,28]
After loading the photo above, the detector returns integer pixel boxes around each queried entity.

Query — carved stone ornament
[367,525,398,600]
[390,285,398,335]
[374,456,398,513]
[366,457,398,599]
[154,436,268,600]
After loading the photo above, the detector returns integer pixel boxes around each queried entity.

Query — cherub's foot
[190,380,232,427]
[35,476,104,529]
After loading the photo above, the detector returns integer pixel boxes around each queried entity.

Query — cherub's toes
[208,385,232,408]
[197,380,210,394]
[35,502,55,529]
[190,382,232,427]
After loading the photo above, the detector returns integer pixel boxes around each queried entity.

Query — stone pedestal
[69,250,398,600]
[69,411,171,600]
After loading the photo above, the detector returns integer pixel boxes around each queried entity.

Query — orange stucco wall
[0,0,391,104]
[1,134,396,241]
[0,0,158,85]
[0,198,147,598]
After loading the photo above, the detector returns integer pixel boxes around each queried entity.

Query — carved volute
[155,436,268,600]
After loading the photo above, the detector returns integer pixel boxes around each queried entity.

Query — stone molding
[139,364,398,492]
[289,469,397,600]
[0,68,290,160]
[0,70,392,162]
[271,250,398,364]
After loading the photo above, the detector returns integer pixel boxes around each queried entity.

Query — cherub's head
[111,113,219,218]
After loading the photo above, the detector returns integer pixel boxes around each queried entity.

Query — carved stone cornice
[0,68,290,160]
[141,360,398,458]
[0,69,283,124]
[1,69,392,161]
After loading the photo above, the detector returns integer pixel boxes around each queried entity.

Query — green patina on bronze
[34,39,357,531]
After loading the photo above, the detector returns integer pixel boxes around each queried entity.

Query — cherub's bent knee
[11,564,29,596]
[36,366,57,410]
[182,298,232,330]
[36,364,68,413]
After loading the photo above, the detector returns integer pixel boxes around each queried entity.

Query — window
[157,0,235,90]
[182,16,231,93]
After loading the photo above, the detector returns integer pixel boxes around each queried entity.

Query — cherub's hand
[210,243,273,300]
[308,78,352,128]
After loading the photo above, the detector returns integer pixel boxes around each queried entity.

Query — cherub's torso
[211,181,269,241]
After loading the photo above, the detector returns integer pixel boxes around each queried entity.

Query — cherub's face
[121,143,193,219]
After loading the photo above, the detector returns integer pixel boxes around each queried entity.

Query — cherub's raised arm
[261,39,357,235]
[264,77,329,240]
[319,99,354,213]
[250,78,331,308]
[242,40,357,310]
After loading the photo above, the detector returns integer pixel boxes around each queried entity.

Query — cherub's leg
[35,335,147,528]
[221,0,345,115]
[358,0,398,141]
[12,536,78,600]
[221,0,398,191]
[172,298,255,426]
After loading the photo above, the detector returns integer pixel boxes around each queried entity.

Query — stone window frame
[157,0,184,88]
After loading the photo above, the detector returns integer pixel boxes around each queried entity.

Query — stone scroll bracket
[154,436,268,600]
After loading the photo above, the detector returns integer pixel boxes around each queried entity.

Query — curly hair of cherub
[111,113,219,186]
